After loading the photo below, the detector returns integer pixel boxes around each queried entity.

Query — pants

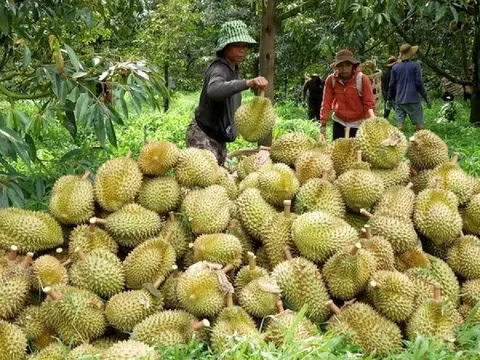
[395,103,424,127]
[383,99,392,119]
[186,119,227,165]
[308,102,321,121]
[333,120,358,141]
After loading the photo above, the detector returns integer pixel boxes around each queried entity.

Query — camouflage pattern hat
[216,20,257,51]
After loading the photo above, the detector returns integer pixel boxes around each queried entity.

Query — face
[224,43,249,63]
[336,61,354,79]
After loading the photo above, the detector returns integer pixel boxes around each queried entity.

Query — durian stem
[410,167,418,177]
[406,182,414,190]
[433,283,441,301]
[247,252,257,271]
[284,247,293,261]
[81,171,90,180]
[168,211,175,222]
[370,280,378,288]
[7,245,18,261]
[163,229,174,244]
[434,177,441,189]
[192,319,210,331]
[90,217,107,225]
[326,300,342,315]
[318,132,326,144]
[260,90,265,97]
[226,292,234,308]
[19,252,34,270]
[43,287,61,300]
[321,170,329,180]
[409,136,420,146]
[222,264,234,273]
[459,230,465,238]
[88,221,96,233]
[171,264,179,276]
[451,152,459,164]
[62,259,72,267]
[356,150,363,163]
[344,127,351,139]
[125,151,132,159]
[363,225,372,239]
[360,208,373,219]
[74,248,86,261]
[276,297,285,313]
[349,242,362,256]
[153,276,166,289]
[283,200,291,218]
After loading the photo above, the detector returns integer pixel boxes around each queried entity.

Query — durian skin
[175,148,220,188]
[360,235,396,271]
[238,276,279,318]
[236,188,276,240]
[331,137,360,176]
[371,160,410,189]
[262,211,296,268]
[69,249,125,298]
[258,163,300,207]
[27,342,69,360]
[295,150,335,185]
[0,270,30,319]
[137,176,181,215]
[105,203,161,248]
[31,255,68,291]
[94,156,143,212]
[265,310,318,347]
[137,140,180,176]
[14,305,51,346]
[0,208,64,253]
[322,248,377,300]
[102,340,156,360]
[160,215,194,260]
[235,96,276,142]
[123,237,176,290]
[428,162,476,205]
[159,270,183,310]
[270,132,316,166]
[68,224,118,262]
[105,289,164,332]
[272,257,330,322]
[462,194,480,235]
[68,343,103,359]
[407,130,449,171]
[49,174,95,225]
[294,178,345,218]
[368,214,418,254]
[0,320,27,360]
[374,184,415,221]
[336,169,385,212]
[216,167,239,200]
[236,154,273,181]
[446,235,480,280]
[234,264,269,292]
[326,302,403,357]
[193,233,243,269]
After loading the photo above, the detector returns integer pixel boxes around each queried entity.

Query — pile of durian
[1,117,480,359]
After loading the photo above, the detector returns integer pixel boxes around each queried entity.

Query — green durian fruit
[68,344,103,359]
[102,340,156,360]
[258,163,300,207]
[101,203,161,248]
[407,130,449,170]
[31,255,68,291]
[238,172,260,193]
[161,212,194,260]
[270,132,316,166]
[295,150,335,185]
[137,176,181,215]
[394,245,432,272]
[374,182,415,220]
[192,233,243,269]
[235,95,276,142]
[292,211,357,263]
[331,127,360,176]
[226,219,256,265]
[371,160,410,189]
[123,235,176,290]
[216,167,239,200]
[236,188,276,240]
[175,148,220,188]
[49,172,94,224]
[236,151,273,181]
[28,342,69,360]
[322,243,377,300]
[159,265,182,310]
[344,211,369,234]
[461,193,480,235]
[68,223,118,262]
[14,305,53,351]
[446,235,480,280]
[411,168,434,194]
[94,153,142,212]
[234,251,269,292]
[137,140,180,176]
[360,225,395,271]
[238,275,280,318]
[0,209,63,253]
[255,245,272,272]
[357,117,408,169]
[0,320,27,360]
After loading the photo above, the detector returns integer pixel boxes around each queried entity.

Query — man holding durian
[186,20,268,165]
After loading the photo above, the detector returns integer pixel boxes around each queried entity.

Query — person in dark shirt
[388,44,431,131]
[303,74,325,121]
[381,56,397,119]
[186,20,268,165]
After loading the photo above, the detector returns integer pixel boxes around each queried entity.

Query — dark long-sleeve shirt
[195,57,248,143]
[388,60,429,104]
[381,67,392,100]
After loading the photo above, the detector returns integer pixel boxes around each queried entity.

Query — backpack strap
[331,75,336,89]
[331,72,364,97]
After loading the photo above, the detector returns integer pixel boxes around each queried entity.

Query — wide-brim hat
[216,20,257,51]
[331,49,360,68]
[387,56,398,67]
[399,43,418,60]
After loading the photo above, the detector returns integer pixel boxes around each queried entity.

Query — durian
[137,176,181,215]
[137,140,180,176]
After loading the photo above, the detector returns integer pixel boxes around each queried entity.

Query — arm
[415,63,429,102]
[388,69,396,103]
[302,80,309,101]
[320,76,334,126]
[361,75,376,118]
[206,65,249,101]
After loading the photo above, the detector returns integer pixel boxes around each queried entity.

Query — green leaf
[105,117,117,148]
[13,109,30,126]
[12,141,31,167]
[434,3,447,22]
[25,134,37,161]
[450,6,458,23]
[93,105,106,147]
[35,178,45,202]
[23,45,31,71]
[7,186,24,208]
[105,104,124,125]
[65,44,83,71]
[49,72,62,98]
[0,187,8,208]
[0,4,9,35]
[75,93,90,122]
[0,126,24,143]
[118,92,129,118]
[72,71,88,79]
[60,148,81,161]
[64,100,77,138]
[130,93,142,115]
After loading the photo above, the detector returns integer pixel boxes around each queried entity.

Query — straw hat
[399,44,419,60]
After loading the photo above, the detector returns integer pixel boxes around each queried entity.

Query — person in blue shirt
[388,44,431,131]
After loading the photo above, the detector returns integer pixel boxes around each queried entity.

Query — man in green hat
[186,20,268,165]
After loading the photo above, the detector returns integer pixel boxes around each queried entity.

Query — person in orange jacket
[320,49,376,140]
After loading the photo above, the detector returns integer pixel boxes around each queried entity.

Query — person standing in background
[381,56,397,119]
[303,74,325,121]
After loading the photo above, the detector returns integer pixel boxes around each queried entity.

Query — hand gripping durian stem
[356,150,362,163]
[43,286,62,300]
[276,297,285,313]
[283,200,291,218]
[363,225,372,239]
[222,264,234,274]
[433,283,441,302]
[7,245,18,261]
[451,152,459,164]
[81,171,90,180]
[226,292,234,308]
[326,300,341,315]
[192,319,210,331]
[284,247,293,261]
[247,252,257,271]
[360,209,373,219]
[19,253,34,270]
[344,127,351,139]
[349,243,362,256]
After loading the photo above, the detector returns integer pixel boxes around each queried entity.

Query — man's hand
[320,124,327,138]
[366,109,375,119]
[426,99,432,109]
[247,76,268,90]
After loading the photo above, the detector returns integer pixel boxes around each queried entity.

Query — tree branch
[0,83,52,100]
[391,17,472,86]
[277,0,323,22]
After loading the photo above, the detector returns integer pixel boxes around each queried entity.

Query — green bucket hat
[216,20,257,51]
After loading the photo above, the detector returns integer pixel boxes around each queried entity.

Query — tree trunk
[471,10,480,124]
[258,0,276,146]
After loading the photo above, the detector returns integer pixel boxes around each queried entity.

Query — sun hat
[331,49,360,68]
[216,20,257,51]
[399,44,419,60]
[387,56,398,67]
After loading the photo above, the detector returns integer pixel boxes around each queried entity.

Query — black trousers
[332,121,358,141]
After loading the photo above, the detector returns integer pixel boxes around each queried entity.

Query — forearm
[207,78,249,101]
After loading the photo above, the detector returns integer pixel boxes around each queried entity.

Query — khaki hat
[331,49,360,68]
[399,44,418,60]
[387,56,398,67]
[216,20,257,51]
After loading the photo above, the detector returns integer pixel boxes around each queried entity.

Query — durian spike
[74,247,86,261]
[19,252,34,270]
[276,297,285,313]
[409,136,420,146]
[192,319,210,331]
[247,252,257,271]
[360,208,373,219]
[321,170,329,180]
[433,283,441,302]
[344,126,351,139]
[81,171,90,181]
[43,287,61,301]
[90,217,107,225]
[283,200,291,218]
[125,151,132,159]
[326,300,342,315]
[283,246,293,261]
[349,242,362,256]
[451,152,459,164]
[410,167,418,177]
[225,292,234,308]
[7,245,18,261]
[406,182,414,190]
[356,150,363,163]
[168,211,175,222]
[222,264,234,273]
[364,224,372,239]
